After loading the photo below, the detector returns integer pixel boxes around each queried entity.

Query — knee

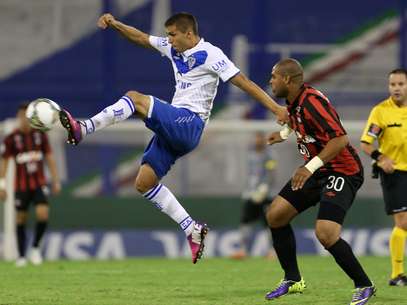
[36,207,49,221]
[134,176,154,194]
[16,213,27,225]
[315,227,338,248]
[266,209,285,229]
[126,90,144,104]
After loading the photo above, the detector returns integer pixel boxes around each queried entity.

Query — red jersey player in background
[264,59,375,305]
[0,103,61,267]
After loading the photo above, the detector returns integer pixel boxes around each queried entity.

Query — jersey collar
[182,38,205,57]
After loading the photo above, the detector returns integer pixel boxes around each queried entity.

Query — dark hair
[389,68,407,78]
[165,12,198,35]
[17,102,29,112]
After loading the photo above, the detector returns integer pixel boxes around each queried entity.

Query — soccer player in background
[0,103,61,266]
[230,132,276,259]
[360,68,407,286]
[265,59,375,304]
[58,12,287,264]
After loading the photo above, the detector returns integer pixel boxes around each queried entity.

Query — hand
[52,181,61,195]
[0,189,7,201]
[98,13,116,29]
[291,166,312,191]
[275,106,289,125]
[377,154,395,174]
[267,131,284,145]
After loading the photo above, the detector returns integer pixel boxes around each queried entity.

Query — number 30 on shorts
[326,175,345,192]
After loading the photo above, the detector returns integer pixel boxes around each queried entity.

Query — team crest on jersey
[367,123,382,138]
[187,56,196,69]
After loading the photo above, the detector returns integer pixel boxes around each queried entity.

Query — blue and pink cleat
[59,109,83,145]
[187,222,209,264]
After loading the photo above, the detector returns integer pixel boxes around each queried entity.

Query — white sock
[81,95,136,135]
[143,184,194,236]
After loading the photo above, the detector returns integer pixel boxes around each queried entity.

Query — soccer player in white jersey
[59,12,287,264]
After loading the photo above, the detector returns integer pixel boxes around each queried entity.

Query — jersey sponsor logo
[15,151,44,164]
[298,143,310,158]
[367,123,382,138]
[211,60,228,72]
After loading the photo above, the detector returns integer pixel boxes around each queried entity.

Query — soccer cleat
[265,278,306,300]
[389,274,407,286]
[29,248,43,265]
[349,286,376,305]
[15,257,27,267]
[187,222,209,264]
[59,109,83,145]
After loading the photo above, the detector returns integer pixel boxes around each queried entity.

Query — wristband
[0,178,5,190]
[370,150,382,161]
[304,156,324,174]
[279,124,292,140]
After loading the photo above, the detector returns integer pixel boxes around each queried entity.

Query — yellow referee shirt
[361,97,407,171]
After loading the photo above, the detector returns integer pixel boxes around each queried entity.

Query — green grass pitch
[0,256,406,305]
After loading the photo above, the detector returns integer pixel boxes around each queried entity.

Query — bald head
[274,58,304,84]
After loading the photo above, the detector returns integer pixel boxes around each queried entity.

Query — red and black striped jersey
[287,84,362,176]
[1,129,51,192]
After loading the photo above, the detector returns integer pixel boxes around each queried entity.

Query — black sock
[270,225,301,281]
[16,224,26,257]
[327,238,372,287]
[33,221,48,248]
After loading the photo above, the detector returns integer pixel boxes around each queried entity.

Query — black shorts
[241,198,272,226]
[380,170,407,215]
[15,186,49,211]
[278,171,363,224]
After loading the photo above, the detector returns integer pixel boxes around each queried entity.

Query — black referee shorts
[380,170,407,215]
[15,186,49,211]
[278,171,363,225]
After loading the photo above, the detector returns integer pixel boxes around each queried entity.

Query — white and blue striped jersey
[149,35,240,121]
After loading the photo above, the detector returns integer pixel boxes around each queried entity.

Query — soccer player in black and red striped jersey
[264,59,375,305]
[0,103,61,267]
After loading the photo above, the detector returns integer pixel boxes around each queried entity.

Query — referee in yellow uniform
[360,68,407,286]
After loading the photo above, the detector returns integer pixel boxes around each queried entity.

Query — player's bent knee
[315,227,338,248]
[134,176,155,194]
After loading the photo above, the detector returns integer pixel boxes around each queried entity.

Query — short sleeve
[361,106,384,144]
[149,35,172,58]
[1,136,13,158]
[208,49,240,82]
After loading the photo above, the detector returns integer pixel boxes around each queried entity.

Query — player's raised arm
[229,73,288,124]
[98,13,153,49]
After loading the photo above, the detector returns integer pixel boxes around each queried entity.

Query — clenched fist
[98,13,116,29]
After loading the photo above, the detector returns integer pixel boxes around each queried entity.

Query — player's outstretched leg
[60,92,146,145]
